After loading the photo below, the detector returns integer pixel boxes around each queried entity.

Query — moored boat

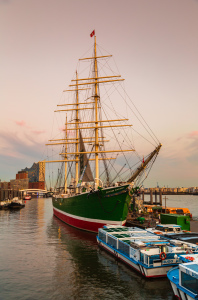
[97,225,198,278]
[0,198,25,210]
[147,224,183,235]
[0,200,11,210]
[42,32,162,233]
[144,205,191,217]
[147,224,198,245]
[53,184,131,232]
[23,195,31,200]
[167,254,198,299]
[9,197,25,209]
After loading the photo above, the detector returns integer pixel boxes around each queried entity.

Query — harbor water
[0,195,198,300]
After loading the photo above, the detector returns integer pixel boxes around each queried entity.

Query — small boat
[147,224,198,245]
[144,205,191,217]
[0,200,11,210]
[96,225,198,278]
[163,232,198,246]
[46,191,54,197]
[147,224,183,235]
[8,197,25,209]
[23,195,31,200]
[167,254,198,299]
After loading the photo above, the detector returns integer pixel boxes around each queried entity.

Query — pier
[0,189,48,201]
[0,189,20,201]
[141,189,163,205]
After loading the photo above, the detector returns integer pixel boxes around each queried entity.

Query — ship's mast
[43,37,137,190]
[94,36,99,187]
[75,71,79,187]
[64,115,68,193]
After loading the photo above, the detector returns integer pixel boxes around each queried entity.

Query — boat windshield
[155,226,174,232]
[181,271,198,294]
[175,227,181,232]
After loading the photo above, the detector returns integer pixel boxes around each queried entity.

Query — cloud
[0,126,48,180]
[188,131,198,138]
[0,130,44,160]
[15,120,26,127]
[0,0,12,4]
[158,130,198,183]
[14,120,46,135]
[31,130,45,135]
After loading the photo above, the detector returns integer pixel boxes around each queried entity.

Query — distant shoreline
[142,192,198,195]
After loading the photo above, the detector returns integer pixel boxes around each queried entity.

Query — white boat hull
[170,281,194,300]
[97,238,172,278]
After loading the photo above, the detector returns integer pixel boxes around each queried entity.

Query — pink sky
[0,0,198,187]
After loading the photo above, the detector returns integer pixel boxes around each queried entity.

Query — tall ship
[43,32,162,232]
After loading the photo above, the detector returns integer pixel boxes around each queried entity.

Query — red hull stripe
[53,207,126,233]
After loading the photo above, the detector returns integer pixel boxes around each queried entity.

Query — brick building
[4,162,46,191]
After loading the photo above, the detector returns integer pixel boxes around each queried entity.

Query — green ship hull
[52,184,131,232]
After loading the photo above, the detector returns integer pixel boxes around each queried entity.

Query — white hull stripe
[53,207,126,225]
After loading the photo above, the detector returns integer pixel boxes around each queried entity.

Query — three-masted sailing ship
[43,33,162,233]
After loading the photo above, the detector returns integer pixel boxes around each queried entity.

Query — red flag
[142,156,145,163]
[90,30,95,37]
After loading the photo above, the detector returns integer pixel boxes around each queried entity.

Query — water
[0,195,197,300]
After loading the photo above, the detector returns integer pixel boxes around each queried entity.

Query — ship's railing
[118,240,130,257]
[106,235,117,249]
[139,252,181,267]
[98,230,118,249]
[95,178,103,188]
[98,230,131,256]
[98,230,107,243]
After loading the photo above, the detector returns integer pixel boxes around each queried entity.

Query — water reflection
[0,198,176,300]
[49,217,174,300]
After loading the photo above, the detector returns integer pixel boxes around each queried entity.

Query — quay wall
[0,189,20,201]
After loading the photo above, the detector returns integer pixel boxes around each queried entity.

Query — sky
[1,0,198,188]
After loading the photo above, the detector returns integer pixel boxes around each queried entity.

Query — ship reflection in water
[0,198,174,300]
[50,218,173,300]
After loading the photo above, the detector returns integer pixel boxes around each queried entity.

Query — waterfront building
[10,178,29,190]
[22,162,45,184]
[0,162,46,192]
[0,181,10,189]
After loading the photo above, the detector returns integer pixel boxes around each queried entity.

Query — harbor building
[0,162,46,192]
[22,161,45,185]
[10,178,29,190]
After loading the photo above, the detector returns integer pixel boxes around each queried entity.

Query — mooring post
[150,189,153,205]
[164,196,168,214]
[155,190,157,204]
[142,190,144,202]
[159,189,162,205]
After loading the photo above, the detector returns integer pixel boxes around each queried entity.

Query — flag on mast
[90,30,95,37]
